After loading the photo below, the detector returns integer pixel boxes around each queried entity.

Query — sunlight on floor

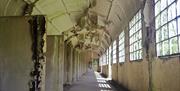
[94,71,115,91]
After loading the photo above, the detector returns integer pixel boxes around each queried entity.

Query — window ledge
[158,53,180,59]
[129,59,143,62]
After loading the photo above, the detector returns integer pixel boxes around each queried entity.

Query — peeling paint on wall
[28,16,46,91]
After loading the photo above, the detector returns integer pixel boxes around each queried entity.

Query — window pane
[161,10,168,26]
[161,25,168,40]
[138,21,142,30]
[129,10,142,61]
[168,0,175,5]
[168,3,176,21]
[130,29,133,36]
[132,18,135,25]
[178,18,180,34]
[134,35,136,43]
[134,51,137,60]
[131,36,134,44]
[135,14,138,23]
[162,40,169,55]
[136,51,139,59]
[119,31,125,63]
[155,0,159,3]
[139,30,142,39]
[157,43,163,56]
[139,50,142,59]
[139,40,142,49]
[130,53,133,60]
[138,10,141,19]
[155,1,161,16]
[177,0,180,16]
[136,22,139,30]
[156,15,161,29]
[169,20,177,37]
[129,22,132,29]
[170,37,178,54]
[155,0,180,56]
[134,43,137,51]
[122,56,125,62]
[156,29,162,42]
[179,36,180,52]
[161,0,167,11]
[130,45,133,52]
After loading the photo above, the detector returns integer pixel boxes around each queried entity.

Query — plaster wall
[0,17,34,91]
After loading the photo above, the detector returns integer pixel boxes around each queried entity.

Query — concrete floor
[64,69,119,91]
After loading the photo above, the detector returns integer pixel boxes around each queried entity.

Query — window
[112,41,117,63]
[119,31,125,63]
[102,54,106,65]
[155,0,180,56]
[99,57,103,66]
[129,10,142,61]
[109,46,112,64]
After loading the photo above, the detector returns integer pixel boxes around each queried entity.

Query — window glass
[162,40,169,55]
[177,0,180,16]
[112,41,117,64]
[129,10,142,61]
[119,31,125,63]
[156,15,161,29]
[178,18,180,34]
[157,43,163,56]
[170,37,178,54]
[161,10,168,26]
[161,25,168,40]
[155,1,161,16]
[109,46,111,64]
[168,3,176,21]
[168,0,175,5]
[155,0,180,56]
[156,29,162,42]
[168,20,177,38]
[161,0,167,11]
[155,0,159,3]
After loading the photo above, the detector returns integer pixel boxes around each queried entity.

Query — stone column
[66,44,73,85]
[77,51,80,80]
[46,35,64,91]
[72,49,77,82]
[58,35,64,91]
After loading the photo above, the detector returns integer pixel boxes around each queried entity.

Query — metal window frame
[118,31,125,63]
[129,9,143,61]
[155,0,180,57]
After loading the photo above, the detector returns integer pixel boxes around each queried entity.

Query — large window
[112,41,117,63]
[102,54,106,65]
[119,31,125,63]
[155,0,180,56]
[129,10,142,61]
[99,57,103,66]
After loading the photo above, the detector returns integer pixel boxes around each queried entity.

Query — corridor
[0,0,180,91]
[64,69,118,91]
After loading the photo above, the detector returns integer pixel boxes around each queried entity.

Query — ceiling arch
[0,0,145,58]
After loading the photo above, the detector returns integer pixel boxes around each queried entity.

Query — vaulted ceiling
[0,0,145,58]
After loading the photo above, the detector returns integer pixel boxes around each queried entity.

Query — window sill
[158,53,180,59]
[119,62,125,65]
[129,59,143,62]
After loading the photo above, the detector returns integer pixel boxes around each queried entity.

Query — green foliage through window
[155,0,180,56]
[129,10,142,61]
